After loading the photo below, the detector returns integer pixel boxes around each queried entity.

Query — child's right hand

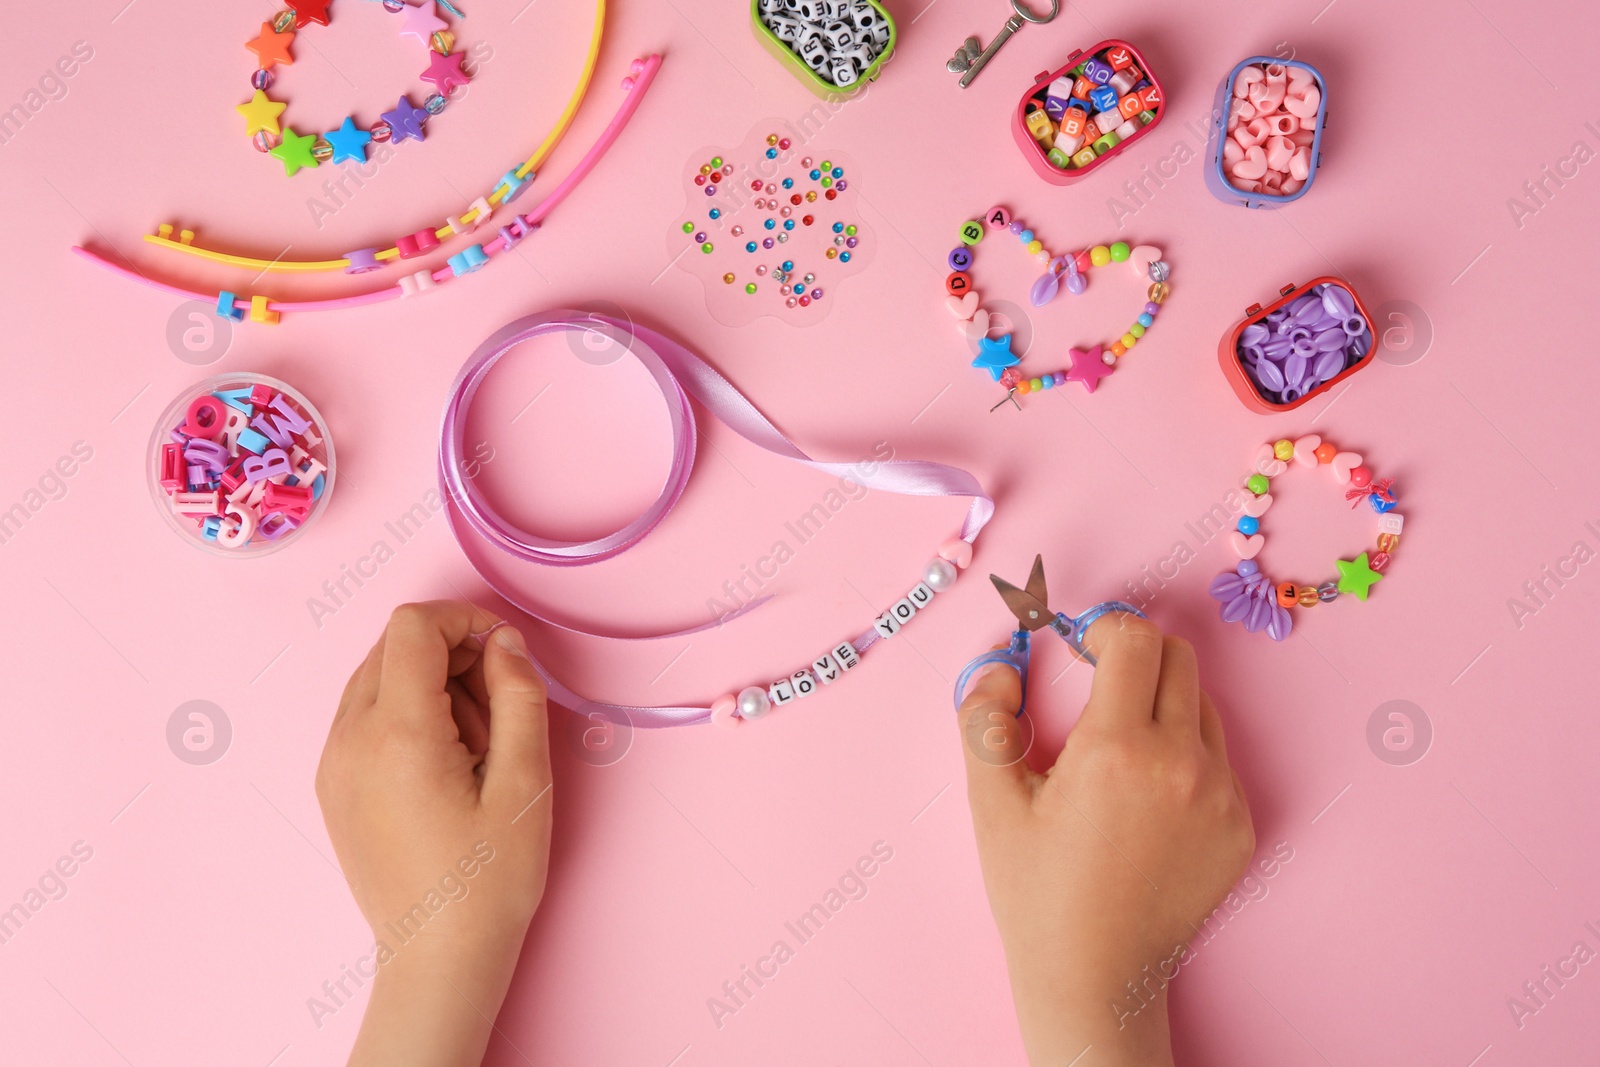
[955,614,1255,1067]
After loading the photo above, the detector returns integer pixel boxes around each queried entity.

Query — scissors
[952,554,1145,717]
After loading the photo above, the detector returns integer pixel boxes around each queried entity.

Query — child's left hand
[316,601,552,1067]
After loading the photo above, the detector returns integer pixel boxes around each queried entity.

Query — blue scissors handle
[952,601,1146,718]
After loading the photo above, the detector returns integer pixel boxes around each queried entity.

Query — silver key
[947,0,1060,88]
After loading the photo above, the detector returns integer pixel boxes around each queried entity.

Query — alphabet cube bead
[1070,146,1097,168]
[1082,57,1114,84]
[1138,84,1162,110]
[1105,45,1134,71]
[791,669,818,697]
[768,677,797,705]
[1025,107,1054,142]
[1053,132,1083,156]
[873,611,901,638]
[1378,513,1404,535]
[832,640,860,670]
[1118,93,1145,119]
[812,651,841,683]
[1089,85,1118,112]
[1047,147,1071,169]
[1059,108,1088,138]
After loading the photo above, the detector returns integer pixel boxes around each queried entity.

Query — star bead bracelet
[944,206,1171,406]
[1210,434,1403,641]
[240,0,473,176]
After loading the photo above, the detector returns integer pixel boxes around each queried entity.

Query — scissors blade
[990,554,1054,630]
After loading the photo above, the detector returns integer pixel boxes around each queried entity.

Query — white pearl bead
[1102,351,1117,365]
[924,558,958,592]
[736,685,771,720]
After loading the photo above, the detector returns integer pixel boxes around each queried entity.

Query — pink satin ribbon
[439,310,993,727]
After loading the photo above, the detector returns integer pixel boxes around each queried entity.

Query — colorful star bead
[287,0,333,29]
[269,126,319,176]
[235,90,287,136]
[399,1,448,44]
[420,50,471,95]
[246,22,296,68]
[1064,344,1114,392]
[380,95,429,143]
[1334,553,1383,600]
[972,334,1019,381]
[323,116,372,164]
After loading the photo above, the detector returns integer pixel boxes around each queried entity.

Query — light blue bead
[1019,229,1035,243]
[832,222,843,233]
[746,242,757,252]
[839,251,851,262]
[783,219,794,230]
[448,244,489,276]
[781,260,793,271]
[1138,313,1154,328]
[766,147,777,158]
[709,208,721,219]
[764,219,775,230]
[1237,516,1260,535]
[1040,375,1054,389]
[782,177,793,188]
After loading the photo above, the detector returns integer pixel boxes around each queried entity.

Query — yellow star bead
[236,90,286,136]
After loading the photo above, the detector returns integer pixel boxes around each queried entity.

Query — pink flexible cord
[69,53,663,316]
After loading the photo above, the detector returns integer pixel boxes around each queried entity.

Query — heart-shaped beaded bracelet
[239,0,472,177]
[943,206,1171,408]
[1210,434,1403,641]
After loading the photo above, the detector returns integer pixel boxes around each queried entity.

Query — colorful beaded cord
[944,206,1171,407]
[240,0,473,176]
[1210,434,1403,641]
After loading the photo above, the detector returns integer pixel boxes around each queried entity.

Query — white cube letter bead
[873,611,901,639]
[812,651,841,684]
[1108,70,1138,94]
[769,677,797,705]
[832,641,860,670]
[907,582,934,609]
[890,597,918,624]
[1114,120,1139,140]
[791,669,818,697]
[1047,76,1075,100]
[1379,513,1404,535]
[831,61,858,86]
[1095,110,1121,134]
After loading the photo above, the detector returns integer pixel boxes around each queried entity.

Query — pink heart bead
[1127,244,1162,278]
[1289,146,1311,181]
[945,292,979,320]
[1222,138,1244,167]
[1253,442,1288,477]
[1233,66,1264,97]
[1331,451,1364,484]
[960,309,991,341]
[1231,532,1265,559]
[1232,146,1268,181]
[1293,434,1322,467]
[710,695,740,729]
[1284,86,1320,118]
[1242,492,1273,518]
[939,537,974,569]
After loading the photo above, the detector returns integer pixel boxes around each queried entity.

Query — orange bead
[1110,342,1126,356]
[1378,532,1400,554]
[1276,582,1298,607]
[1297,586,1319,607]
[1314,443,1337,463]
[1016,379,1031,394]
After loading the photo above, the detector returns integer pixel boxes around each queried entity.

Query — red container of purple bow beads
[1217,277,1375,413]
[148,373,335,556]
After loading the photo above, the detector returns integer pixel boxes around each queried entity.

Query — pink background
[4,0,1598,1064]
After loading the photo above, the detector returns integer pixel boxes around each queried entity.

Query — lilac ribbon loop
[439,310,995,727]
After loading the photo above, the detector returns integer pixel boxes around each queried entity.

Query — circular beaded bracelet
[239,0,472,176]
[943,206,1171,407]
[1209,433,1403,641]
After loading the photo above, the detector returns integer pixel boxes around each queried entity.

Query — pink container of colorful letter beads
[148,373,335,556]
[1012,39,1167,184]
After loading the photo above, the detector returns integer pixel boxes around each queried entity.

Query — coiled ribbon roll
[439,310,993,727]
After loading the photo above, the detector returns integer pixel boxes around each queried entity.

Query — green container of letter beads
[750,0,897,99]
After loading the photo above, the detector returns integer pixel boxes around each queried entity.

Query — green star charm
[1335,552,1384,601]
[270,126,319,176]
